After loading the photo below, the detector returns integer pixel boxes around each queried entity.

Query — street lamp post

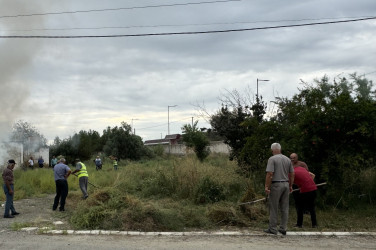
[168,105,177,135]
[256,78,270,99]
[131,118,139,134]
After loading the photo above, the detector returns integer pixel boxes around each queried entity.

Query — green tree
[102,122,147,161]
[209,93,268,174]
[210,105,249,162]
[182,120,210,162]
[275,74,376,206]
[209,74,376,206]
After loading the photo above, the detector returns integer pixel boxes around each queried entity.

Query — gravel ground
[0,194,70,230]
[1,196,375,250]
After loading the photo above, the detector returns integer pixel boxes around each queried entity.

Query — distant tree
[210,105,249,163]
[10,120,47,158]
[50,122,152,164]
[102,122,146,161]
[50,130,102,163]
[182,120,210,162]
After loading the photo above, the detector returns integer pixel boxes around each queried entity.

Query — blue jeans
[3,184,16,216]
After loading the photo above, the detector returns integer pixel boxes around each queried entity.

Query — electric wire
[0,0,241,19]
[1,16,374,39]
[3,15,373,33]
[137,117,193,131]
[364,70,376,76]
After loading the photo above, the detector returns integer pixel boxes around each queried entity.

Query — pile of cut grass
[66,154,257,231]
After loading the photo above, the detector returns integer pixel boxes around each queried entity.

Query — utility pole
[131,118,139,135]
[256,78,270,101]
[168,105,177,135]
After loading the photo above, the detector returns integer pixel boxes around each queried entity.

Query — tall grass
[68,154,257,231]
[2,156,374,231]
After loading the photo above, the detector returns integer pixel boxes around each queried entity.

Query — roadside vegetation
[1,154,376,232]
[2,73,375,231]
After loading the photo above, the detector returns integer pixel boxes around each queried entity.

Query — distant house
[144,134,229,155]
[144,134,182,146]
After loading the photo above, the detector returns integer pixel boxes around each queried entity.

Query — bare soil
[0,194,71,231]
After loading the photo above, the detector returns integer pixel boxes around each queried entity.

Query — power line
[1,16,374,39]
[137,117,193,131]
[0,0,240,19]
[364,70,376,76]
[3,15,373,33]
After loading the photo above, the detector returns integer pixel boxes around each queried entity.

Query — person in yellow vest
[113,157,118,171]
[72,159,89,199]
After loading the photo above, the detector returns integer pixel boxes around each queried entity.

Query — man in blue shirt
[52,158,71,212]
[94,156,102,171]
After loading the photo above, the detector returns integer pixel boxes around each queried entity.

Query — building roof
[144,134,181,146]
[144,139,170,146]
[164,134,181,140]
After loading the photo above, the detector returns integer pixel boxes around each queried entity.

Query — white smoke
[0,1,46,164]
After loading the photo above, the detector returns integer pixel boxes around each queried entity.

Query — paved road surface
[1,230,376,250]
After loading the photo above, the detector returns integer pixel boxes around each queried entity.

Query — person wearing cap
[72,159,89,199]
[2,159,20,218]
[53,158,71,212]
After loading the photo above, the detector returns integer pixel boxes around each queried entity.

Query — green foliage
[210,73,376,206]
[64,155,250,231]
[275,75,376,205]
[102,122,147,161]
[195,176,225,204]
[210,105,250,162]
[50,121,152,163]
[182,121,210,162]
[151,145,165,157]
[6,155,376,231]
[141,168,178,198]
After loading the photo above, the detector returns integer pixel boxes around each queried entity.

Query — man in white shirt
[28,157,34,170]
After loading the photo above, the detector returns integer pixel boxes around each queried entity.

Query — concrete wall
[153,141,230,155]
[0,142,49,169]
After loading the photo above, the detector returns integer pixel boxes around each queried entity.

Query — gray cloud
[1,0,375,142]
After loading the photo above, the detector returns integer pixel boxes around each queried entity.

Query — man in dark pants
[53,158,71,212]
[290,153,310,220]
[2,159,20,218]
[293,166,318,228]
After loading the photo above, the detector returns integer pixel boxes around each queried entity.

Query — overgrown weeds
[3,154,376,231]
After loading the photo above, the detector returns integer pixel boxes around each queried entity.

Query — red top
[293,166,317,193]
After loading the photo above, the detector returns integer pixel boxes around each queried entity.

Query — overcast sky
[0,0,375,144]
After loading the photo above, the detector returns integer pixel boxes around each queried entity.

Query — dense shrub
[194,176,225,204]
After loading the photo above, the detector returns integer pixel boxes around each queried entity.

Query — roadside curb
[19,227,376,237]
